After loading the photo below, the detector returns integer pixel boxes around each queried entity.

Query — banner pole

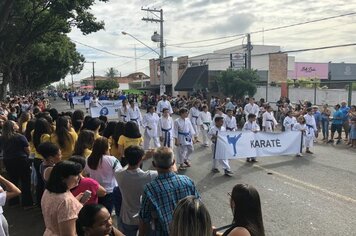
[213,131,218,160]
[300,131,304,153]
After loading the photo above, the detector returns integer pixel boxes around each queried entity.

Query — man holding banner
[209,116,234,176]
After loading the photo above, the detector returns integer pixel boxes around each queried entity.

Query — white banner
[215,131,302,159]
[90,106,119,119]
[73,96,84,105]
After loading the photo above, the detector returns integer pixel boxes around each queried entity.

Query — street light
[121,31,165,95]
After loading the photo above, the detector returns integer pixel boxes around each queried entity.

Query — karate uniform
[242,121,260,132]
[189,106,201,138]
[244,103,260,117]
[173,117,195,165]
[213,113,227,126]
[142,112,161,150]
[156,100,173,116]
[293,123,313,151]
[209,126,231,171]
[283,116,297,132]
[118,105,130,122]
[128,106,142,127]
[158,116,174,148]
[262,111,277,132]
[224,116,237,131]
[304,114,317,142]
[199,111,212,146]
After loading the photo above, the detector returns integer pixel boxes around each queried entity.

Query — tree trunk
[0,0,15,33]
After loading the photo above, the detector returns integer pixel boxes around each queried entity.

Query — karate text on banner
[214,131,302,159]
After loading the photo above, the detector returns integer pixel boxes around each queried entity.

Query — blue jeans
[321,118,329,139]
[120,218,139,236]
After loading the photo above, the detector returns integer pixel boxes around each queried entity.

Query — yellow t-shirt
[31,131,51,160]
[83,148,92,159]
[94,132,101,140]
[21,121,28,134]
[50,130,78,160]
[109,136,119,159]
[118,135,143,150]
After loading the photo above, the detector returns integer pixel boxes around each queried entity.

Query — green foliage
[95,80,119,91]
[218,69,259,99]
[105,67,119,78]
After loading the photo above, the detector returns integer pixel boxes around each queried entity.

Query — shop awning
[174,65,208,91]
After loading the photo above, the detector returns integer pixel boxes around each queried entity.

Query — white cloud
[65,0,356,83]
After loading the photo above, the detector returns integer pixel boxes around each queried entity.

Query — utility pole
[134,44,138,73]
[92,61,96,88]
[246,33,252,70]
[142,7,165,95]
[71,73,74,90]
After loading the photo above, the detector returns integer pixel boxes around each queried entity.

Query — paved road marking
[238,160,356,204]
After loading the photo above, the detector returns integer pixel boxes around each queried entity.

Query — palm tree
[105,67,119,79]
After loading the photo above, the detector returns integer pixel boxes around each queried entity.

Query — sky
[66,0,356,83]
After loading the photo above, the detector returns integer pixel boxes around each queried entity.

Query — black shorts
[331,124,342,133]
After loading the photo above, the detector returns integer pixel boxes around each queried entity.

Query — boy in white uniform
[283,110,297,132]
[128,100,142,127]
[262,105,278,132]
[224,109,237,131]
[213,107,227,126]
[293,115,314,156]
[243,114,260,162]
[118,98,130,122]
[189,100,201,142]
[156,94,173,116]
[174,108,196,171]
[142,106,161,150]
[199,105,212,147]
[158,108,174,148]
[209,116,233,176]
[303,107,317,150]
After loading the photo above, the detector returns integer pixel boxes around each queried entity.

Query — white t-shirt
[0,187,6,214]
[85,155,122,193]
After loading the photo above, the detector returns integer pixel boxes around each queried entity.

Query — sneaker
[296,153,303,157]
[184,161,191,167]
[211,168,220,173]
[251,158,258,163]
[246,158,251,162]
[306,150,313,154]
[178,165,187,171]
[224,169,234,176]
[327,140,334,144]
[336,139,341,144]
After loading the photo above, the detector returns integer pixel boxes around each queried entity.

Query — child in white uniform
[128,100,142,127]
[243,114,260,162]
[118,99,130,122]
[209,116,233,176]
[293,115,314,156]
[304,107,317,146]
[174,108,196,171]
[189,100,201,142]
[199,105,212,147]
[224,109,237,131]
[213,107,227,126]
[142,106,161,150]
[158,108,174,148]
[262,105,277,132]
[283,110,297,132]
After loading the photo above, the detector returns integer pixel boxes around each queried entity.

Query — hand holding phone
[80,190,92,204]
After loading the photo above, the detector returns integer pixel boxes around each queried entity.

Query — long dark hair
[33,118,52,150]
[123,121,141,139]
[87,137,109,170]
[73,130,95,156]
[230,184,265,236]
[76,204,107,236]
[102,121,117,138]
[72,110,85,121]
[1,121,17,141]
[112,122,125,148]
[55,116,72,149]
[18,111,31,134]
[24,119,36,142]
[46,161,82,193]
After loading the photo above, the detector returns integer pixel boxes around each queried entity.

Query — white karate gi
[142,112,161,150]
[293,123,313,149]
[118,105,130,122]
[283,116,297,132]
[189,106,201,138]
[128,106,143,127]
[209,126,231,171]
[224,116,237,131]
[173,118,195,165]
[199,111,212,146]
[244,103,260,117]
[156,100,173,115]
[158,116,174,148]
[242,121,260,132]
[213,113,227,126]
[262,111,277,132]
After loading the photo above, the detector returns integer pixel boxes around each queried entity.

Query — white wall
[255,86,356,105]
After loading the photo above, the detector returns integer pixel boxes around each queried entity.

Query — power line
[167,36,245,48]
[167,12,356,46]
[71,39,152,60]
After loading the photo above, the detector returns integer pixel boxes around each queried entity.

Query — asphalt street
[4,99,356,236]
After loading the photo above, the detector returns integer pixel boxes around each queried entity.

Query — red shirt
[71,177,100,205]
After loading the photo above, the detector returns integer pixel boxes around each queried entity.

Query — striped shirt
[139,172,200,235]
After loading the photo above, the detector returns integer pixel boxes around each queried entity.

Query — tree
[105,67,119,79]
[95,80,119,91]
[218,69,259,99]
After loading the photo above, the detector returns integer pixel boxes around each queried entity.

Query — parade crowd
[0,91,354,236]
